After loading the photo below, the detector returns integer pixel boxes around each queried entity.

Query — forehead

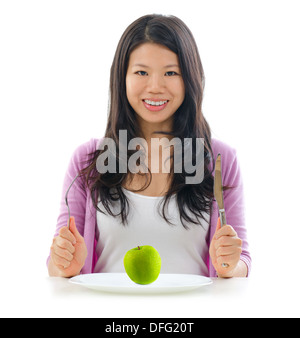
[128,43,179,67]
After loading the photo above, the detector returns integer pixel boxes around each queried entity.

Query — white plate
[69,273,212,294]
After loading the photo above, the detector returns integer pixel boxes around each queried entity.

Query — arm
[223,151,251,275]
[47,141,92,276]
[209,142,251,277]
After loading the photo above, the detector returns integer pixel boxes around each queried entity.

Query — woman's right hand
[49,216,87,278]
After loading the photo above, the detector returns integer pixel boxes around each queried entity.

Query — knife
[214,153,229,268]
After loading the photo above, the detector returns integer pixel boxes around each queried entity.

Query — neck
[137,119,174,145]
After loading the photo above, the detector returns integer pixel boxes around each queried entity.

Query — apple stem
[138,246,140,250]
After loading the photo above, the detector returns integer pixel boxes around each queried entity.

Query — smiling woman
[48,14,250,279]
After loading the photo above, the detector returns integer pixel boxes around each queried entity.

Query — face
[126,43,185,136]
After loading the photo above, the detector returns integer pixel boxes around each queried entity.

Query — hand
[209,218,243,278]
[50,217,87,277]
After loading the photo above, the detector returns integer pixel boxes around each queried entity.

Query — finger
[216,245,242,257]
[216,260,233,274]
[52,244,74,261]
[50,250,71,269]
[217,254,239,268]
[59,226,76,245]
[215,236,242,250]
[55,236,75,254]
[214,225,237,240]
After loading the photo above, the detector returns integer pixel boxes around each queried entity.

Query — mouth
[142,99,169,112]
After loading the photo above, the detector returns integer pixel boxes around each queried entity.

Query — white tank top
[94,188,210,276]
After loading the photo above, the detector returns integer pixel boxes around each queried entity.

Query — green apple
[123,245,161,285]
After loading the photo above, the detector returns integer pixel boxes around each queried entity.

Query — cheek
[179,80,185,100]
[125,77,132,101]
[178,89,185,104]
[172,82,185,105]
[126,80,142,105]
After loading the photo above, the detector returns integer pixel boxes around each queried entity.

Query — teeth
[144,100,168,106]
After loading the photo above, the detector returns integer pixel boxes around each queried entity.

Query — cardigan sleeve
[223,150,251,274]
[209,139,251,276]
[46,138,98,270]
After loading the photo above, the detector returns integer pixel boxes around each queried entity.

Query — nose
[147,74,165,93]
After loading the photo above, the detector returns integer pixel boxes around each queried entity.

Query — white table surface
[1,272,299,318]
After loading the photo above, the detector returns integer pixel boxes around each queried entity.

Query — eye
[136,71,148,76]
[165,71,178,76]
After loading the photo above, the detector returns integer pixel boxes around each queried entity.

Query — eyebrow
[132,63,180,69]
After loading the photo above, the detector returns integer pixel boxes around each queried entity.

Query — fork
[65,173,79,228]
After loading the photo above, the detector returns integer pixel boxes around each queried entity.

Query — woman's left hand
[209,218,243,277]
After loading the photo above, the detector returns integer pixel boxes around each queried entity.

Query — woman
[47,14,251,278]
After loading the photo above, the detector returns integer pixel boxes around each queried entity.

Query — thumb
[216,217,221,231]
[214,217,221,237]
[69,216,82,241]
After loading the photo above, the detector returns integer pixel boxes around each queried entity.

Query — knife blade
[214,153,229,268]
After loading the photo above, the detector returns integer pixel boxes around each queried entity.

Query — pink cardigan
[47,138,251,277]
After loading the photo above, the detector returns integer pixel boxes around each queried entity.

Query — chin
[139,114,173,127]
[137,109,174,125]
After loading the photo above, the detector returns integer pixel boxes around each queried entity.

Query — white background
[0,0,299,317]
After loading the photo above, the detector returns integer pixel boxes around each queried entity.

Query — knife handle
[219,209,229,268]
[219,209,227,227]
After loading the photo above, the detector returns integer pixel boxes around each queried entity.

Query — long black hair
[81,14,215,229]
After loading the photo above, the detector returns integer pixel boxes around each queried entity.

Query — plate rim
[69,272,213,294]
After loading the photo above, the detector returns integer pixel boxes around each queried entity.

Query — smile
[144,99,168,106]
[142,99,169,112]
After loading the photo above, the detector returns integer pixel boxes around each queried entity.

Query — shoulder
[210,138,241,184]
[69,138,102,170]
[73,138,101,156]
